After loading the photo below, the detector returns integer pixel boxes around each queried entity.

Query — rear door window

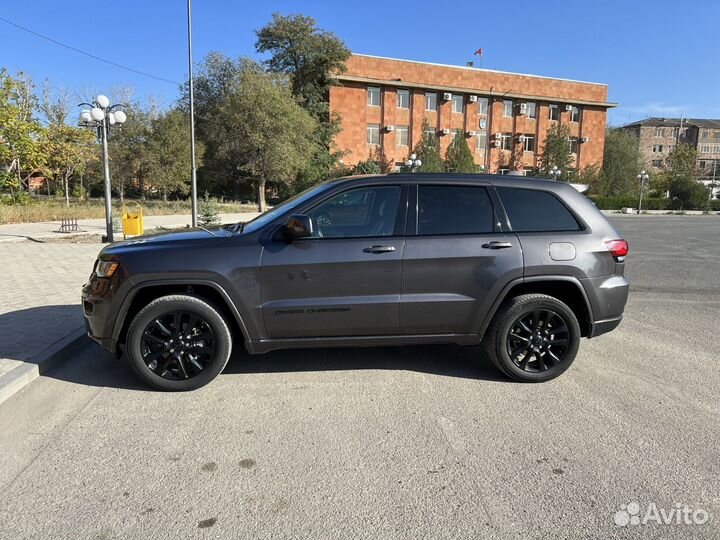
[496,187,580,232]
[418,185,494,235]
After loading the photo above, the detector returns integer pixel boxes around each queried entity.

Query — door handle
[482,241,513,250]
[363,245,396,253]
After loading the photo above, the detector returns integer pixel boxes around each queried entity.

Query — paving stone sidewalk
[0,212,260,242]
[0,242,101,378]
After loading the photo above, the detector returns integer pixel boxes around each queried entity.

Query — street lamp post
[549,165,561,181]
[404,153,422,173]
[636,170,649,214]
[79,95,127,243]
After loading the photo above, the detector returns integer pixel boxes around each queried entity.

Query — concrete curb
[0,326,88,406]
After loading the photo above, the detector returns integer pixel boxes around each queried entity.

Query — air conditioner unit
[517,135,526,142]
[493,139,502,147]
[565,104,573,111]
[580,136,589,143]
[439,128,451,136]
[519,103,528,115]
[479,119,487,129]
[442,92,453,101]
[468,95,478,102]
[466,130,477,137]
[494,132,502,139]
[385,125,395,132]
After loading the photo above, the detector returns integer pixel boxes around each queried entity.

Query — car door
[400,182,524,334]
[260,184,408,339]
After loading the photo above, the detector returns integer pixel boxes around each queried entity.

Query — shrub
[587,195,720,211]
[198,191,221,226]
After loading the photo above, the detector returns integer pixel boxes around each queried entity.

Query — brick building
[620,117,720,186]
[329,54,615,174]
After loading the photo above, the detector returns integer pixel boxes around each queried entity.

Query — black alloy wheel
[141,311,216,380]
[506,309,570,373]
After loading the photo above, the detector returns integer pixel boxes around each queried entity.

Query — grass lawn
[0,199,258,224]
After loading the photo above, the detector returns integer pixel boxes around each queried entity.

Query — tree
[210,60,318,211]
[353,156,381,175]
[0,69,45,201]
[256,13,350,110]
[662,144,709,208]
[590,128,642,196]
[256,13,350,189]
[445,130,476,173]
[411,121,444,173]
[198,191,220,226]
[42,124,96,206]
[538,123,573,180]
[146,109,203,201]
[108,103,155,202]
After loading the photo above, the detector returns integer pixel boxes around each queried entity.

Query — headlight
[96,260,119,278]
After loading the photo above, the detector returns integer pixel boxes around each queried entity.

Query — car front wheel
[126,294,232,391]
[484,293,581,382]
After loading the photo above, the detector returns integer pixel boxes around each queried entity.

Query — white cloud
[620,102,688,117]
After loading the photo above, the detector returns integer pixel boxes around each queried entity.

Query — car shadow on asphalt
[41,340,507,390]
[224,344,508,382]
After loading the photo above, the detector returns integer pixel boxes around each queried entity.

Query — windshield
[240,182,334,234]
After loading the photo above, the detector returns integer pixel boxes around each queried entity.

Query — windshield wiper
[232,222,244,234]
[197,226,222,237]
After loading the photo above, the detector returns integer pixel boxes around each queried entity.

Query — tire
[483,293,581,383]
[126,294,233,391]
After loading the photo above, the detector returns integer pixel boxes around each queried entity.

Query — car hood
[101,226,233,256]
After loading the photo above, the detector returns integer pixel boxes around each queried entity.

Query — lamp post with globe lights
[636,170,649,214]
[549,165,561,181]
[78,95,127,242]
[404,153,422,173]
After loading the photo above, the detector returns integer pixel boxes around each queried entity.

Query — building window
[451,94,464,113]
[715,131,720,140]
[701,130,710,139]
[367,86,381,107]
[651,159,663,167]
[396,125,409,147]
[667,144,675,154]
[425,92,437,111]
[397,89,410,109]
[501,133,513,150]
[523,134,535,153]
[499,168,509,175]
[670,127,679,138]
[652,144,663,153]
[477,97,489,116]
[548,104,559,121]
[655,127,664,137]
[525,102,537,119]
[503,100,513,117]
[570,106,581,123]
[714,145,720,153]
[367,124,380,145]
[423,127,436,141]
[569,137,579,154]
[476,131,487,151]
[700,144,711,153]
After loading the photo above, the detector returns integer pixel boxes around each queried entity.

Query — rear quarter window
[496,187,580,232]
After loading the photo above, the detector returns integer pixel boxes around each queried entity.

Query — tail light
[605,239,628,261]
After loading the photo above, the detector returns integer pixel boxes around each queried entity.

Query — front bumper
[82,271,122,352]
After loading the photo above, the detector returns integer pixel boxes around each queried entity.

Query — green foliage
[353,157,381,175]
[198,191,221,226]
[588,195,719,211]
[593,128,642,196]
[660,144,709,209]
[538,123,573,180]
[0,69,45,197]
[146,109,203,200]
[412,121,444,173]
[445,131,476,173]
[255,13,350,110]
[211,59,318,211]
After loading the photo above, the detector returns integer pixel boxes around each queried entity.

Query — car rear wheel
[483,294,581,382]
[126,294,232,391]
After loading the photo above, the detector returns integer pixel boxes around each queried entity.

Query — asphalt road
[1,215,719,540]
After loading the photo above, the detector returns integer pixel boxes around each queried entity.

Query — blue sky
[2,0,719,125]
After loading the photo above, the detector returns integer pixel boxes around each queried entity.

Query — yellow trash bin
[122,202,144,238]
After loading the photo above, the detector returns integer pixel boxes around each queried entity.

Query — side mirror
[284,214,313,239]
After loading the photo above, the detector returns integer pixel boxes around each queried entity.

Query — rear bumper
[581,274,629,338]
[589,316,623,338]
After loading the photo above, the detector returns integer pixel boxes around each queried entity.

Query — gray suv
[82,174,629,390]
